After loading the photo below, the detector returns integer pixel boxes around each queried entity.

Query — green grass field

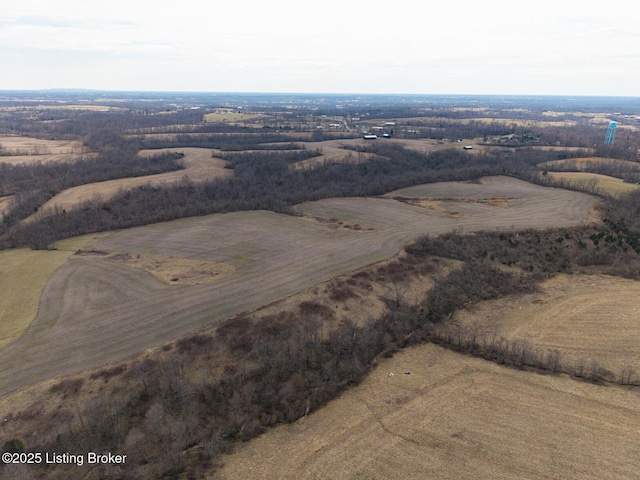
[0,236,92,349]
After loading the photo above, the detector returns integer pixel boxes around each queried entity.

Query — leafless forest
[2,92,640,479]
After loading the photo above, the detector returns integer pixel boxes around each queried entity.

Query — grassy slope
[548,171,640,196]
[454,273,640,375]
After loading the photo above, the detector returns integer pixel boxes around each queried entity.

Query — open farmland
[548,171,640,196]
[290,138,452,171]
[0,176,598,395]
[454,274,640,376]
[34,147,231,216]
[540,156,640,171]
[290,137,581,170]
[6,93,640,479]
[393,115,577,128]
[289,138,454,170]
[203,111,263,125]
[290,139,378,169]
[218,342,640,480]
[0,135,88,164]
[0,238,89,350]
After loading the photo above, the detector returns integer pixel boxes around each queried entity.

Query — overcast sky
[1,0,639,96]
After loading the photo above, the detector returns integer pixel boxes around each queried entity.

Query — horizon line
[1,89,640,99]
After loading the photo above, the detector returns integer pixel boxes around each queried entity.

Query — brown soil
[0,177,599,395]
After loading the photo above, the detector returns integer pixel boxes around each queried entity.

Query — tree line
[0,139,184,240]
[2,144,579,250]
[136,132,316,150]
[0,107,205,140]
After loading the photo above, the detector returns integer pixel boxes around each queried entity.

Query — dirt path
[0,177,598,395]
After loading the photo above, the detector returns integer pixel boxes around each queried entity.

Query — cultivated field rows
[548,171,640,197]
[218,343,640,479]
[455,273,640,375]
[0,177,598,395]
[0,135,88,165]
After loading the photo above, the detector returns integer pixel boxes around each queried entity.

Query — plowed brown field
[0,177,598,395]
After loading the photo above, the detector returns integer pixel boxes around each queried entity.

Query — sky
[1,0,639,96]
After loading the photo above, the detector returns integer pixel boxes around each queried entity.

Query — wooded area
[2,92,640,478]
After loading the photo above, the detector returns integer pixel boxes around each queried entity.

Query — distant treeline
[2,144,570,249]
[401,119,640,159]
[0,109,205,140]
[219,148,323,169]
[137,132,314,151]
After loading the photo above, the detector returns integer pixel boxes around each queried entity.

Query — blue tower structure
[604,121,618,145]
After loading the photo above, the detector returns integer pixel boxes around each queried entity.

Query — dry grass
[0,135,88,164]
[289,138,491,171]
[0,245,438,459]
[547,171,640,196]
[455,274,640,375]
[249,249,441,332]
[468,117,575,127]
[218,343,640,480]
[203,111,262,124]
[76,250,235,286]
[34,147,231,216]
[289,139,377,170]
[0,177,599,395]
[390,115,576,127]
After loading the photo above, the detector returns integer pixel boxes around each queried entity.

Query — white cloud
[1,0,639,94]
